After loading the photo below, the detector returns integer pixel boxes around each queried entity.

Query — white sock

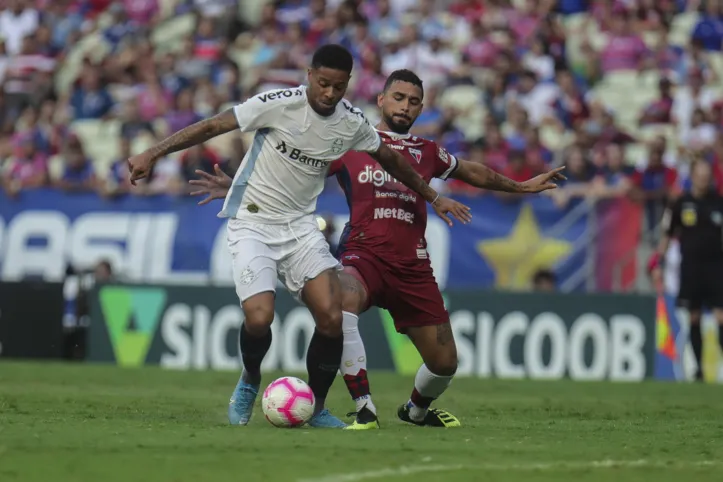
[340,311,377,415]
[408,364,453,422]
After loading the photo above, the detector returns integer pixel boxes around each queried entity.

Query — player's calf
[401,322,460,427]
[302,269,345,420]
[229,292,275,425]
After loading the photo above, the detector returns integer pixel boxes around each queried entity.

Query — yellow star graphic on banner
[477,204,572,289]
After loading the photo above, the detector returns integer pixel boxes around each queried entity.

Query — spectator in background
[632,140,679,237]
[0,0,39,56]
[120,101,155,140]
[484,73,510,125]
[499,150,537,193]
[104,3,138,52]
[673,69,717,139]
[480,123,509,172]
[522,36,555,82]
[123,0,160,26]
[194,16,225,62]
[55,135,97,193]
[547,69,589,131]
[524,126,553,171]
[507,69,556,126]
[2,134,47,196]
[677,39,718,84]
[135,74,171,122]
[639,77,675,125]
[3,35,56,115]
[692,0,723,51]
[69,67,114,120]
[178,143,222,186]
[551,145,597,207]
[682,107,717,152]
[165,88,202,135]
[103,136,134,197]
[592,143,635,199]
[598,8,650,73]
[352,50,387,104]
[532,268,557,291]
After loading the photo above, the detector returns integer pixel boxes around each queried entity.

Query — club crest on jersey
[331,138,343,154]
[438,146,449,164]
[409,148,422,163]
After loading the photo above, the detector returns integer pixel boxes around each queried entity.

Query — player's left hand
[189,164,232,205]
[521,166,567,193]
[432,196,472,227]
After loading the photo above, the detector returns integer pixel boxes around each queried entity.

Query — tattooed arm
[450,160,566,194]
[146,109,238,161]
[128,109,238,184]
[368,142,440,202]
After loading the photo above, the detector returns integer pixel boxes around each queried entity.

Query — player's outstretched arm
[128,109,238,185]
[451,160,566,193]
[370,143,471,226]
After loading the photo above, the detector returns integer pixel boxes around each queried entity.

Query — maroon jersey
[329,130,459,272]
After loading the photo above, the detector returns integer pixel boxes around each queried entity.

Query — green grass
[1,362,722,482]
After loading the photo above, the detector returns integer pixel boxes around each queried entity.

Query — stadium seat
[70,119,122,172]
[669,11,700,47]
[151,14,195,51]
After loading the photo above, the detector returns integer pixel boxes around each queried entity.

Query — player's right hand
[189,164,232,205]
[127,151,156,186]
[432,196,472,227]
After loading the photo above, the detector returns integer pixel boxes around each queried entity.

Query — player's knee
[314,308,343,337]
[427,344,458,377]
[242,300,275,335]
[341,292,361,314]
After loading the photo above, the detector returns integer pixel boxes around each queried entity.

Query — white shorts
[227,215,340,302]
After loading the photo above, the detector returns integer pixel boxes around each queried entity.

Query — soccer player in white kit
[127,44,471,428]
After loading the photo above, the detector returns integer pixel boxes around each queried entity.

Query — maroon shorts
[339,248,449,333]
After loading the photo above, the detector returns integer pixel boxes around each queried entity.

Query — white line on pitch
[297,459,720,482]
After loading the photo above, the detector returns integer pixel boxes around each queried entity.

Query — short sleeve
[432,142,459,180]
[351,119,381,153]
[232,92,285,133]
[662,198,682,237]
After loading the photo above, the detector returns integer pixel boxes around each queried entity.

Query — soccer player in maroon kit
[190,69,565,429]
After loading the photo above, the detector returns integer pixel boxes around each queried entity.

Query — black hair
[311,44,354,74]
[383,69,424,97]
[533,269,556,285]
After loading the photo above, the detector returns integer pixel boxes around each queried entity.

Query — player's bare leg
[229,291,275,425]
[300,268,347,428]
[337,268,380,430]
[398,322,461,427]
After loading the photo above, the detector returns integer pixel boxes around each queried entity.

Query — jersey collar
[376,129,412,140]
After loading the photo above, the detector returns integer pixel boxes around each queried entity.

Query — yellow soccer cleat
[398,404,461,428]
[343,405,380,430]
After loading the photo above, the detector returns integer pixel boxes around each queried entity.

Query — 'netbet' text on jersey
[331,131,458,270]
[219,86,381,223]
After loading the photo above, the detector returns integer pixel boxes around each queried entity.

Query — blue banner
[0,189,589,290]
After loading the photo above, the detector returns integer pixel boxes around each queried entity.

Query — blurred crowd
[2,0,723,233]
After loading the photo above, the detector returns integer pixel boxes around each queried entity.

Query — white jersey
[219,85,381,223]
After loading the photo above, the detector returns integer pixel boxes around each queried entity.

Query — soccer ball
[261,376,315,428]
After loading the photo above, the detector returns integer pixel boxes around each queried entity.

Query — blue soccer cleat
[228,380,259,425]
[307,408,347,428]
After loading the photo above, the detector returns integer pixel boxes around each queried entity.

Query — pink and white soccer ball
[262,376,315,427]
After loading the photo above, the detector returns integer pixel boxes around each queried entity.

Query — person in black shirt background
[658,160,723,381]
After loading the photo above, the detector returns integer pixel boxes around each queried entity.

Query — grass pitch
[1,362,722,482]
